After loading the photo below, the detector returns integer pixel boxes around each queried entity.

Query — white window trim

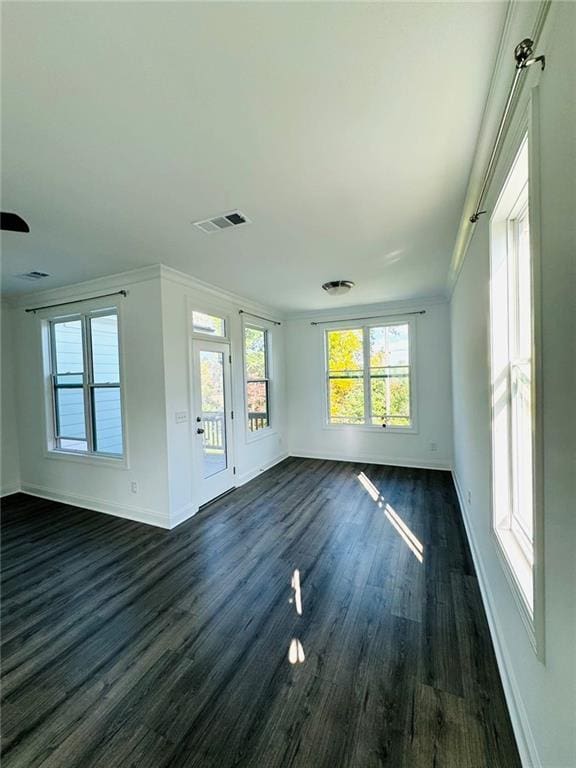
[488,94,544,660]
[242,317,275,443]
[321,316,418,434]
[41,298,129,469]
[190,306,230,342]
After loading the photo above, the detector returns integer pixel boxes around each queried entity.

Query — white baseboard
[236,452,290,487]
[289,449,451,471]
[0,484,21,498]
[170,502,198,529]
[451,471,540,768]
[20,483,171,529]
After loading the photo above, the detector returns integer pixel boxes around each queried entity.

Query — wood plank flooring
[1,458,521,767]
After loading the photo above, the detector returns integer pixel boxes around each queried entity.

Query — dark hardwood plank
[1,459,521,767]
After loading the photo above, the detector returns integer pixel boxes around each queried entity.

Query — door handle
[197,428,205,434]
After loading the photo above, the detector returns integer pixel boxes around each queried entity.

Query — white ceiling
[1,1,507,311]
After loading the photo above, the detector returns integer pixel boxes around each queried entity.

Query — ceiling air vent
[193,210,251,234]
[16,271,51,281]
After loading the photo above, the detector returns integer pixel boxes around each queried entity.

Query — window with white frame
[325,322,412,428]
[192,310,226,337]
[490,135,535,616]
[48,309,124,456]
[244,325,270,432]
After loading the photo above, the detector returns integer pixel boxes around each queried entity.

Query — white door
[191,339,235,506]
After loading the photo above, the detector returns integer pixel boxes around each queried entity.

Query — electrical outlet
[130,481,138,494]
[429,441,438,452]
[467,490,472,506]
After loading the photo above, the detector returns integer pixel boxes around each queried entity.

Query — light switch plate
[175,411,188,424]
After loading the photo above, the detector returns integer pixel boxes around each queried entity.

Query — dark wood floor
[1,458,520,768]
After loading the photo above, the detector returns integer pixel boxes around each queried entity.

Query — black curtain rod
[25,290,127,314]
[311,310,425,326]
[239,309,282,326]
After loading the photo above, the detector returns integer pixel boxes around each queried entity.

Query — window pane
[53,320,83,373]
[55,387,86,439]
[328,376,364,424]
[511,362,533,542]
[369,325,409,367]
[91,314,120,384]
[516,210,532,358]
[370,370,410,425]
[327,329,363,372]
[199,350,227,476]
[58,439,88,451]
[93,387,123,455]
[245,327,267,379]
[193,311,225,337]
[247,381,269,431]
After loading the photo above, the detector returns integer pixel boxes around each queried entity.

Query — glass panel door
[192,339,234,507]
[199,349,228,478]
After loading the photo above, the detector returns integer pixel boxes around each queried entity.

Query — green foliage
[327,327,410,426]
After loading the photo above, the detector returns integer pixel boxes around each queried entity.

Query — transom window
[49,310,124,456]
[192,311,226,337]
[326,322,412,428]
[244,326,270,432]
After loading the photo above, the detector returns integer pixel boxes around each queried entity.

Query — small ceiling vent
[16,271,50,281]
[193,210,251,234]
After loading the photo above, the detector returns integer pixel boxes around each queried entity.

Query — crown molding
[158,264,286,320]
[447,0,552,295]
[10,264,162,309]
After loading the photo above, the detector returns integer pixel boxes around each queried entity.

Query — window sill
[45,449,129,470]
[493,526,538,655]
[322,423,418,435]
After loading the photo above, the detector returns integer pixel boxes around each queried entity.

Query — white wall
[12,268,172,526]
[5,264,289,529]
[1,304,21,495]
[286,299,453,469]
[159,267,288,526]
[450,4,576,766]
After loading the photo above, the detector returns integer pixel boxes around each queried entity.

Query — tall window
[49,309,124,456]
[244,326,270,432]
[326,322,412,428]
[490,136,535,616]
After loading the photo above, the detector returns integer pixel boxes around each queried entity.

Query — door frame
[190,337,235,507]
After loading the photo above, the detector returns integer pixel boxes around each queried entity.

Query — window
[49,309,124,456]
[244,326,270,432]
[192,311,226,337]
[326,322,412,428]
[490,135,535,618]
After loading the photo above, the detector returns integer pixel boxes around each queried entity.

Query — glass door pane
[199,350,227,478]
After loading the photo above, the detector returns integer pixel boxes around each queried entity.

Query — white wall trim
[1,484,21,498]
[10,264,163,309]
[291,450,450,472]
[451,470,541,768]
[160,264,284,321]
[19,483,170,529]
[236,452,290,487]
[170,502,199,529]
